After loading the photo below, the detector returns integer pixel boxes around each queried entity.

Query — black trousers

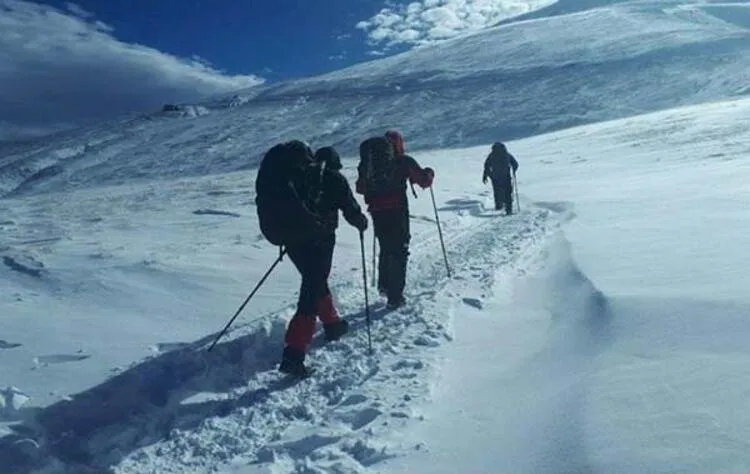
[286,235,335,315]
[372,208,410,301]
[492,178,513,214]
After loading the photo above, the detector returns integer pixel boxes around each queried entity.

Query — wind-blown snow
[2,1,750,473]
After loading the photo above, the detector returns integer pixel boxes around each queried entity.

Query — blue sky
[32,0,400,81]
[0,0,550,140]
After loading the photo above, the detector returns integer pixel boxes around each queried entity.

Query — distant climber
[482,142,519,214]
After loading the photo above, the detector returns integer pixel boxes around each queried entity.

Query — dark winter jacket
[314,166,366,232]
[483,150,519,184]
[355,154,434,212]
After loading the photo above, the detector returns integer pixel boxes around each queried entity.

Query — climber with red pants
[279,146,368,377]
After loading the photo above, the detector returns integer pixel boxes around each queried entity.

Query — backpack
[358,136,400,198]
[255,141,320,246]
[490,150,511,171]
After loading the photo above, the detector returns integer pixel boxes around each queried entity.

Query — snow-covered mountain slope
[1,93,748,473]
[2,0,750,199]
[2,1,750,472]
[381,96,750,474]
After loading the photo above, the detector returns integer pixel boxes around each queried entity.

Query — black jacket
[483,151,519,183]
[314,166,364,231]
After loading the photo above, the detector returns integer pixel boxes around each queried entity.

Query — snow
[2,0,750,472]
[380,98,750,473]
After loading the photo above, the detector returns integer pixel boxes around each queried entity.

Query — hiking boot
[386,296,407,310]
[279,346,311,378]
[324,319,349,342]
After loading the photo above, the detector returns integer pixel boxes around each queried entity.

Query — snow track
[0,196,568,474]
[111,199,567,474]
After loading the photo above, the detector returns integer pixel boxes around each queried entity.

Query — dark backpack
[358,136,399,198]
[255,141,321,246]
[489,150,512,176]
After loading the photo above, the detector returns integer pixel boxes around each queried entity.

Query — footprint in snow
[414,335,441,348]
[257,433,344,462]
[347,407,383,430]
[339,393,368,407]
[462,297,483,309]
[391,359,424,371]
[33,353,91,366]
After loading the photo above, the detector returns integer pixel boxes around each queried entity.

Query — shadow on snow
[0,301,387,473]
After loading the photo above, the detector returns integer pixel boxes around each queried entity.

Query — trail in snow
[0,194,567,474]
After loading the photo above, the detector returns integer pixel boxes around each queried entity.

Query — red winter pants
[284,235,341,352]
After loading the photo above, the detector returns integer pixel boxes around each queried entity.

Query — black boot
[323,319,349,342]
[386,295,406,310]
[279,346,311,377]
[377,256,389,298]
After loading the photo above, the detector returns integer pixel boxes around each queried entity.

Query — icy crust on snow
[2,1,750,198]
[0,199,567,474]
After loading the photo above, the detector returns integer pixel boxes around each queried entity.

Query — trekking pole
[513,169,520,213]
[207,248,287,352]
[429,186,451,278]
[409,182,418,198]
[359,231,373,354]
[371,232,377,288]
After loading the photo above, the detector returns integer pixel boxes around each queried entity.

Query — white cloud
[357,0,555,48]
[65,2,92,19]
[0,0,264,140]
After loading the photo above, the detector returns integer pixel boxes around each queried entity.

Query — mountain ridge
[1,0,749,198]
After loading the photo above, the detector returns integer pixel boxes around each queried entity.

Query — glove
[424,167,435,179]
[353,213,368,232]
[482,176,487,184]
